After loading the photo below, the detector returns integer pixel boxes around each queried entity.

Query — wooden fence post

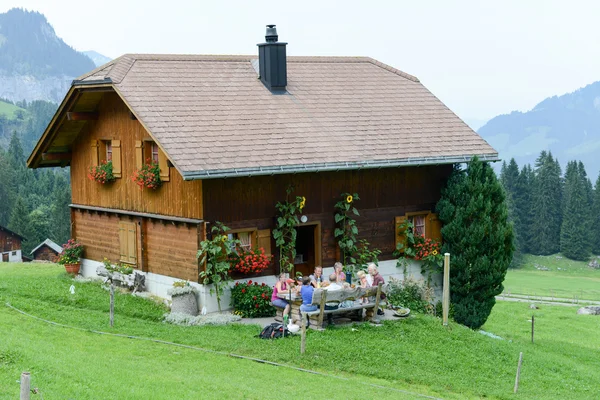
[300,312,307,354]
[514,352,524,393]
[110,284,115,327]
[20,371,30,400]
[443,253,450,326]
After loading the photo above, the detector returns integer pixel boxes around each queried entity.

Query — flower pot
[64,263,81,276]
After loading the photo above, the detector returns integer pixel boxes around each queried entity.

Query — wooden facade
[32,245,60,261]
[0,226,23,262]
[57,91,451,281]
[70,93,203,220]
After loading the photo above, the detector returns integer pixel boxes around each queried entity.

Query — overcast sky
[3,0,600,126]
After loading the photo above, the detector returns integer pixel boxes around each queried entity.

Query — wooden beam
[42,152,72,161]
[67,112,98,121]
[129,111,137,120]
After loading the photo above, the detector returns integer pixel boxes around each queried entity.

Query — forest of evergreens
[0,99,71,254]
[500,151,600,265]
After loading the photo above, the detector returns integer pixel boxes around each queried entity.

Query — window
[151,142,159,163]
[395,211,442,253]
[91,139,121,178]
[136,140,170,182]
[11,251,17,256]
[105,141,113,161]
[228,230,255,253]
[118,221,137,265]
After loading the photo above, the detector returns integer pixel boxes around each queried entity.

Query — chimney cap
[265,24,278,42]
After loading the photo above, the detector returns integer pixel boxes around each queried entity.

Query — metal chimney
[257,24,287,92]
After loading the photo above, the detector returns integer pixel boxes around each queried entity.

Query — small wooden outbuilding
[30,238,63,261]
[0,225,24,263]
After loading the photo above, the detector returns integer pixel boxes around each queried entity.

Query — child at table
[299,276,317,326]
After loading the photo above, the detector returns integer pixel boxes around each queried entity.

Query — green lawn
[1,262,599,399]
[503,254,600,301]
[0,100,25,119]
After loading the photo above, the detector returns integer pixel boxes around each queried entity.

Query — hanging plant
[131,158,162,190]
[334,192,360,272]
[88,160,115,184]
[272,186,305,273]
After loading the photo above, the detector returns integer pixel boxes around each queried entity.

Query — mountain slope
[82,50,112,67]
[0,8,96,103]
[479,81,600,178]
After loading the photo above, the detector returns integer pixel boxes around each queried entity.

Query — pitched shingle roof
[30,238,62,255]
[77,54,497,179]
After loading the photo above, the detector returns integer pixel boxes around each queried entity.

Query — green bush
[386,277,429,313]
[230,280,275,318]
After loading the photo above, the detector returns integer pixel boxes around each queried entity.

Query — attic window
[136,140,170,182]
[105,141,113,162]
[151,143,159,163]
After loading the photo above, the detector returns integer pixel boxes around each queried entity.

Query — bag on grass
[258,323,289,339]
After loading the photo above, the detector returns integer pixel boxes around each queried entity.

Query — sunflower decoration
[299,196,306,210]
[221,235,228,242]
[432,250,438,256]
[346,195,353,204]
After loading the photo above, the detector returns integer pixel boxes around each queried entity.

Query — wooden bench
[301,283,387,329]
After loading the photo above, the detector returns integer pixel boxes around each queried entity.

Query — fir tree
[437,157,514,329]
[8,196,29,238]
[0,151,13,226]
[7,130,25,170]
[50,174,71,245]
[593,173,600,255]
[530,151,562,255]
[516,164,534,253]
[560,161,591,260]
[500,158,523,267]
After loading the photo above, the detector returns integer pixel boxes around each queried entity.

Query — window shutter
[395,216,407,253]
[427,212,443,243]
[134,140,143,169]
[158,148,170,182]
[111,140,122,178]
[257,229,271,256]
[118,222,128,262]
[127,223,137,264]
[91,139,99,166]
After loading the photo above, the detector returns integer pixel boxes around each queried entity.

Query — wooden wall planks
[70,92,203,219]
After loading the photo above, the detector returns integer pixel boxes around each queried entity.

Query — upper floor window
[151,142,159,163]
[105,141,113,162]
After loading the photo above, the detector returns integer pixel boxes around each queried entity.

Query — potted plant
[57,239,84,275]
[168,280,198,316]
[87,160,116,184]
[131,158,162,190]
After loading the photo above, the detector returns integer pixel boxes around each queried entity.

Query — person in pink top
[334,262,346,283]
[271,272,291,320]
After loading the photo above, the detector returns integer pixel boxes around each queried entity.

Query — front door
[293,222,321,277]
[2,253,8,262]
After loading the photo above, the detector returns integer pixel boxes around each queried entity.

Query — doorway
[293,222,321,277]
[2,253,8,262]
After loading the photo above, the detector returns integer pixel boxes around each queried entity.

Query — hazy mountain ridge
[0,8,97,103]
[479,81,600,178]
[82,50,112,67]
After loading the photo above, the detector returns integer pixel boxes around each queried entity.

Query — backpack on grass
[258,323,289,339]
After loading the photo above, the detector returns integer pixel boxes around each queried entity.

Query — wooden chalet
[31,238,63,261]
[28,26,497,304]
[0,225,24,263]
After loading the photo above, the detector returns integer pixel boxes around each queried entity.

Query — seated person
[299,276,317,326]
[334,262,346,283]
[356,270,370,304]
[324,273,342,310]
[367,263,386,315]
[310,266,324,288]
[271,273,291,322]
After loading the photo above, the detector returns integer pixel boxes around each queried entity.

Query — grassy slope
[1,263,599,399]
[0,100,25,119]
[503,254,600,300]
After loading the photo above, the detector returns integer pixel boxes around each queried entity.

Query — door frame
[296,220,322,270]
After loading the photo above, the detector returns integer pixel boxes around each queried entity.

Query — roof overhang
[27,80,115,169]
[181,153,500,180]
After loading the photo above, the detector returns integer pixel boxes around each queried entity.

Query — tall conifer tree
[531,151,562,254]
[500,158,523,266]
[516,164,534,253]
[8,196,29,238]
[560,161,591,260]
[437,157,514,329]
[593,173,600,255]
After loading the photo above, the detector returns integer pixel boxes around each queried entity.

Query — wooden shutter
[127,223,137,264]
[135,140,143,169]
[119,221,137,265]
[427,212,443,243]
[118,221,128,262]
[91,139,99,166]
[257,229,271,256]
[158,148,170,182]
[111,140,122,178]
[395,216,407,253]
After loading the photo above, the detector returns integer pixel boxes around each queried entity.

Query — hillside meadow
[1,262,599,399]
